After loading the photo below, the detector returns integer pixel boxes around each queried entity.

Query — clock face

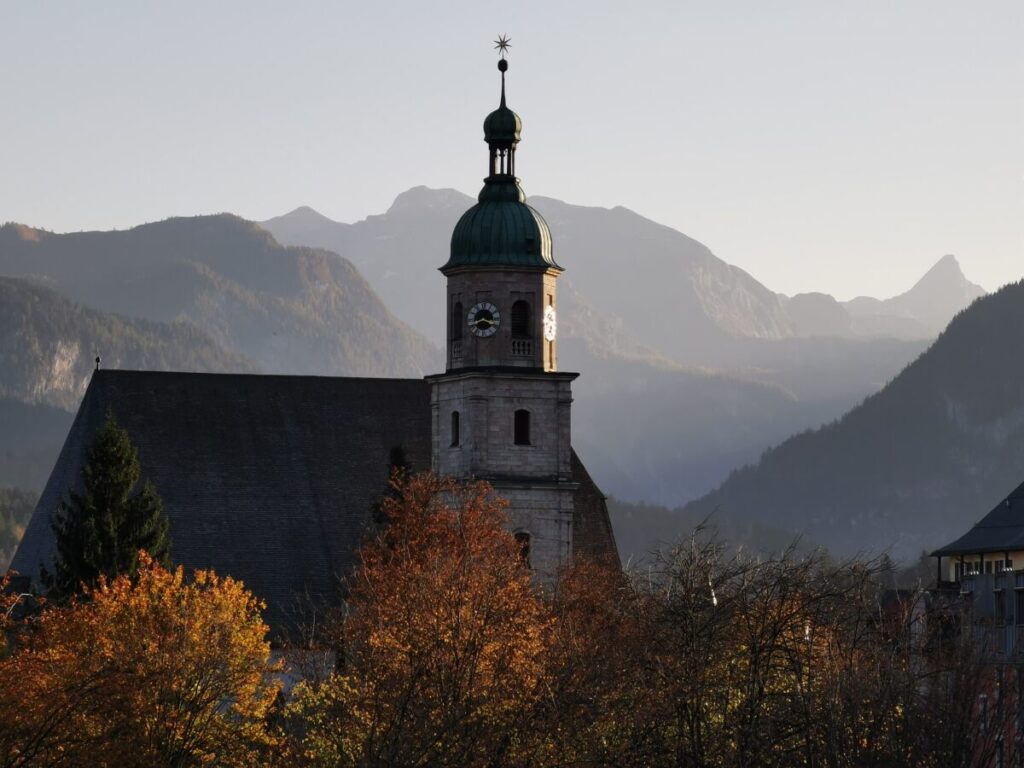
[543,305,557,341]
[467,302,500,337]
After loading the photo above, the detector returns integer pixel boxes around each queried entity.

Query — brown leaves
[290,472,552,767]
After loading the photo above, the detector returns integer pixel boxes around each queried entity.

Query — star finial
[494,35,511,59]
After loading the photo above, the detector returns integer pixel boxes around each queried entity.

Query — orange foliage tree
[539,556,655,765]
[288,472,552,767]
[0,553,280,768]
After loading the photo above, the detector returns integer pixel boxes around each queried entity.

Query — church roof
[12,370,618,638]
[12,370,432,636]
[932,479,1024,556]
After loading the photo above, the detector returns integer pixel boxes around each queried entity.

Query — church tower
[427,44,577,578]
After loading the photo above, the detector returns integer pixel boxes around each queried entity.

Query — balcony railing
[450,340,463,363]
[511,339,533,357]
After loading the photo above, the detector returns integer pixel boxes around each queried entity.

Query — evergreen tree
[44,411,170,599]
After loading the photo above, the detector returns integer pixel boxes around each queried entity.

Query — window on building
[514,531,531,568]
[452,301,463,341]
[514,409,530,445]
[450,411,460,447]
[988,560,995,574]
[511,300,532,338]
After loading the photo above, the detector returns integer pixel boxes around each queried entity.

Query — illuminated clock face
[467,302,500,337]
[543,305,557,341]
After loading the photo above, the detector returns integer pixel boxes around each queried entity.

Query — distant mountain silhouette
[264,188,796,361]
[685,279,1024,560]
[782,293,854,338]
[261,190,943,401]
[263,191,985,354]
[843,254,986,338]
[0,215,437,378]
[262,189,940,507]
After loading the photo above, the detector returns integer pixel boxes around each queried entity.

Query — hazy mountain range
[0,217,435,379]
[0,187,995,563]
[262,188,983,351]
[262,188,985,504]
[684,279,1024,561]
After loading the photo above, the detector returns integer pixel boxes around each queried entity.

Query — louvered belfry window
[511,300,531,338]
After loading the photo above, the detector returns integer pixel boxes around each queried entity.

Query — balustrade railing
[511,339,532,357]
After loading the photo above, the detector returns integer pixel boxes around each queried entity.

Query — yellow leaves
[0,550,281,767]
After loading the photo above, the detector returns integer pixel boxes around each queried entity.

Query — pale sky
[1,1,1021,300]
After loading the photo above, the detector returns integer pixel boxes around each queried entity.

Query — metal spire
[494,35,511,107]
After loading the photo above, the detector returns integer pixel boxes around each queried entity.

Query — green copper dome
[446,186,556,272]
[443,54,561,273]
[483,104,521,144]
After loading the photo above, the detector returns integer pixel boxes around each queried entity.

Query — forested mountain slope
[0,277,255,410]
[0,216,438,377]
[686,280,1024,559]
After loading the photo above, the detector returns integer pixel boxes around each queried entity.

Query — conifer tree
[44,411,170,599]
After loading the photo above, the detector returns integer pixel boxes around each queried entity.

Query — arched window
[450,411,460,447]
[511,300,532,338]
[514,409,530,446]
[451,301,463,341]
[514,531,531,568]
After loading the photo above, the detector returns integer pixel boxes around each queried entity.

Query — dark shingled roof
[12,370,432,636]
[12,370,618,637]
[932,479,1024,556]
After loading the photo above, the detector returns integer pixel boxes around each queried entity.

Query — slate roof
[932,479,1024,556]
[12,370,618,637]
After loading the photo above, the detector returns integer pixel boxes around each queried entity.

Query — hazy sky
[2,2,1020,299]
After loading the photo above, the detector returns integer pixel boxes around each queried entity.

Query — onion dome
[443,51,560,273]
[483,59,522,144]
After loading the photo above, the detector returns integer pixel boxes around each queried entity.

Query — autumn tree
[45,410,170,599]
[0,553,279,767]
[287,472,552,768]
[538,557,659,765]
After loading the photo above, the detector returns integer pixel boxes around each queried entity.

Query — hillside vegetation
[686,280,1024,559]
[0,487,36,572]
[0,216,438,378]
[0,277,256,410]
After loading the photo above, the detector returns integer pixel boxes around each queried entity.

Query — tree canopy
[0,553,279,767]
[44,410,170,599]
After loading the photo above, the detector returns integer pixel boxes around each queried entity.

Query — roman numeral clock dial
[467,302,500,337]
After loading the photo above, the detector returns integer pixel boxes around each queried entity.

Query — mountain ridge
[684,279,1024,559]
[0,215,439,378]
[262,191,984,352]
